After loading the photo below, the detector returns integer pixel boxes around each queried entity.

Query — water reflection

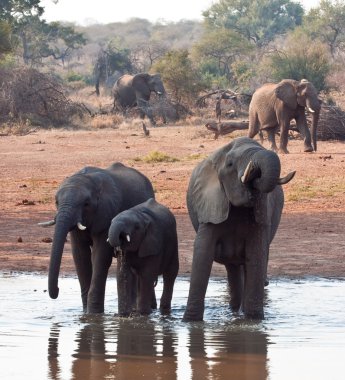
[1,275,345,380]
[47,315,268,380]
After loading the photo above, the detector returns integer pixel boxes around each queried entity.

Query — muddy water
[0,274,344,380]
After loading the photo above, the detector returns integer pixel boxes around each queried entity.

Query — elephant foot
[278,148,289,154]
[244,309,264,320]
[304,146,313,153]
[160,306,171,315]
[182,309,204,322]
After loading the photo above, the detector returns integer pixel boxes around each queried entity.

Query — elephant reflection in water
[187,325,268,380]
[47,319,178,380]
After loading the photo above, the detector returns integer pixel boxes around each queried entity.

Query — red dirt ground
[0,125,344,278]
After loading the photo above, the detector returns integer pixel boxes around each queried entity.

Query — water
[0,273,344,380]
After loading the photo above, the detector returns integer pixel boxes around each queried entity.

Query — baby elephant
[107,198,179,316]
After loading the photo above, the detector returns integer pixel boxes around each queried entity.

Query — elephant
[39,162,154,313]
[183,137,295,321]
[107,198,179,316]
[113,73,166,125]
[248,79,322,153]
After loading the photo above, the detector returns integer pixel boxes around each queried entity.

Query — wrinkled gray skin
[248,79,322,153]
[108,198,179,316]
[42,163,154,314]
[113,73,166,125]
[183,137,295,321]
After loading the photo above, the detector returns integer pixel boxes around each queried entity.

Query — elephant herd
[40,136,295,321]
[112,74,322,154]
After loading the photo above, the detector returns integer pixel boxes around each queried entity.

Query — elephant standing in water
[107,198,179,316]
[39,163,154,313]
[113,73,166,125]
[248,79,322,153]
[183,137,295,321]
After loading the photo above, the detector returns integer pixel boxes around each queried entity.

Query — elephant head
[108,204,158,258]
[188,137,295,226]
[44,169,119,300]
[275,79,321,151]
[132,73,166,100]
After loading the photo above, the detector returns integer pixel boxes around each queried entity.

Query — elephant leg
[295,115,313,152]
[160,262,178,313]
[137,98,156,126]
[183,224,216,321]
[243,226,268,319]
[70,231,92,312]
[278,121,290,154]
[137,274,156,315]
[151,287,157,310]
[226,264,243,312]
[267,129,278,152]
[87,236,113,313]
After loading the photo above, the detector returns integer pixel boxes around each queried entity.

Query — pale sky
[40,0,321,26]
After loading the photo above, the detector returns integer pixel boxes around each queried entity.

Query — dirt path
[1,125,344,278]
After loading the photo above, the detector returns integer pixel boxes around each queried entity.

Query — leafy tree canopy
[266,28,331,91]
[304,0,345,57]
[203,0,304,47]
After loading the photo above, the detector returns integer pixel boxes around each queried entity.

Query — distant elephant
[39,163,154,313]
[248,79,322,153]
[107,198,179,316]
[113,73,166,125]
[183,137,295,321]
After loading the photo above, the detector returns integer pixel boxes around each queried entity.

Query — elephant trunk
[251,150,281,193]
[310,108,320,152]
[48,211,74,299]
[306,97,321,152]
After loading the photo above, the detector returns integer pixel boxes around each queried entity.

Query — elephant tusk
[38,220,55,227]
[106,238,109,243]
[278,171,296,185]
[126,234,131,242]
[77,222,87,231]
[241,161,254,183]
[307,107,315,113]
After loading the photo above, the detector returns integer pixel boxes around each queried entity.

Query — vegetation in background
[2,0,345,129]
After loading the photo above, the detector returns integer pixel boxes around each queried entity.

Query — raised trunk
[48,215,72,299]
[252,150,281,193]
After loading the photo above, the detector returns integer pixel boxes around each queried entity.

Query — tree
[203,0,304,48]
[0,0,86,65]
[0,21,12,55]
[266,29,331,91]
[304,0,345,58]
[93,41,132,95]
[153,50,207,105]
[193,27,253,83]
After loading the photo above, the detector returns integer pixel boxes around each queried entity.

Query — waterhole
[0,273,344,380]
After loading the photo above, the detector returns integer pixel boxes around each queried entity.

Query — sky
[40,0,321,26]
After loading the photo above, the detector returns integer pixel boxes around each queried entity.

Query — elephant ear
[137,211,160,258]
[275,80,297,109]
[189,155,229,225]
[132,73,150,87]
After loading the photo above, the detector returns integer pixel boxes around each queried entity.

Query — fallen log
[205,120,249,139]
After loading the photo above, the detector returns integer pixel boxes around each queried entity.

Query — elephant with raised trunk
[107,198,179,316]
[39,163,154,313]
[183,137,295,321]
[248,79,322,153]
[113,73,166,125]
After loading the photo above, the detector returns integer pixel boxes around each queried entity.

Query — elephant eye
[227,161,233,167]
[134,223,140,230]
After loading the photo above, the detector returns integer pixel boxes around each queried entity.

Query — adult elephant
[39,163,154,313]
[113,73,166,125]
[183,137,295,321]
[107,198,179,316]
[248,79,322,153]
